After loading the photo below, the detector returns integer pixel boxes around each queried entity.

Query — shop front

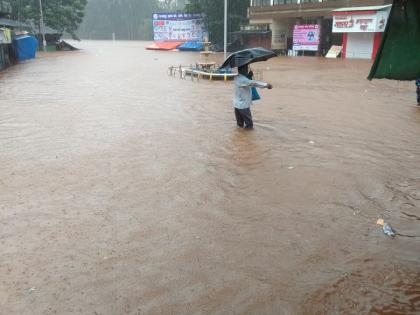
[0,27,12,69]
[332,5,391,59]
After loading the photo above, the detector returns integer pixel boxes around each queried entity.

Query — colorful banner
[152,13,205,42]
[292,24,320,51]
[333,10,390,33]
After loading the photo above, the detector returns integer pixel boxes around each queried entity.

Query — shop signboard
[292,24,320,51]
[333,10,390,33]
[152,13,205,42]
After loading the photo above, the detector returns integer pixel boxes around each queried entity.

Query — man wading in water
[233,65,272,129]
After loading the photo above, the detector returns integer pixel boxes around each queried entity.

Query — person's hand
[267,83,273,89]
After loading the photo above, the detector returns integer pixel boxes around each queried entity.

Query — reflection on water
[0,41,419,314]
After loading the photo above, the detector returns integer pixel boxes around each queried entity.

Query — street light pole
[38,0,47,51]
[224,0,227,60]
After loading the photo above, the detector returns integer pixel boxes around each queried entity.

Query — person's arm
[237,76,273,89]
[249,79,270,88]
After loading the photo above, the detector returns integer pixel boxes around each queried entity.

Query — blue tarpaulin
[177,42,204,51]
[13,35,38,61]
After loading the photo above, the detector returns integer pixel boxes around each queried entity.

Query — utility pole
[224,0,227,60]
[38,0,47,51]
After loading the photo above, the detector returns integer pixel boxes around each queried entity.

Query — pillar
[342,33,348,58]
[371,32,382,60]
[271,19,288,50]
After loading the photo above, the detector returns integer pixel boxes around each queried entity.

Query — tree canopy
[3,0,87,39]
[79,0,249,42]
[186,0,249,46]
[77,0,159,40]
[2,0,249,42]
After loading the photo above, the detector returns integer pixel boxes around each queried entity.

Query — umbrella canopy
[219,47,277,69]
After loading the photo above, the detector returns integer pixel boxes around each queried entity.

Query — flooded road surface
[1,41,420,314]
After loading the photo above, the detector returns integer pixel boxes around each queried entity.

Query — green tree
[43,0,87,38]
[77,0,159,40]
[0,0,12,16]
[186,0,248,46]
[4,0,87,38]
[160,0,186,11]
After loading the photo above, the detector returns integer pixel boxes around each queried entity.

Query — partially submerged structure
[0,7,16,69]
[13,34,38,61]
[331,5,391,59]
[249,0,392,55]
[0,14,38,68]
[230,25,272,51]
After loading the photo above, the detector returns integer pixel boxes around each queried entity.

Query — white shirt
[233,74,269,109]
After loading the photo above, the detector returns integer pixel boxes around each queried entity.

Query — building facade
[249,0,392,57]
[332,5,391,59]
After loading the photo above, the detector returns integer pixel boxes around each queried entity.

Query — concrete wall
[250,0,392,20]
[250,18,295,50]
[271,19,289,50]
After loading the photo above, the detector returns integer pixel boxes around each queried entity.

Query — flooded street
[1,40,420,314]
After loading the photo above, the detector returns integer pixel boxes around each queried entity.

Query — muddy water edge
[0,41,420,314]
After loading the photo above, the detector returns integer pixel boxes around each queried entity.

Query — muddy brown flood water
[1,41,420,315]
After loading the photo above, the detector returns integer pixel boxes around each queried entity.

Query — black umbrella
[219,47,277,69]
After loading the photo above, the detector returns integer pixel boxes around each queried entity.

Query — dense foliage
[77,0,159,40]
[186,0,249,46]
[2,0,249,42]
[3,0,87,39]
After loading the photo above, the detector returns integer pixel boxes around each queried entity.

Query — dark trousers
[417,87,420,104]
[234,107,253,129]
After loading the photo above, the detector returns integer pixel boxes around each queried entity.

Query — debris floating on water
[377,219,396,237]
[382,223,396,237]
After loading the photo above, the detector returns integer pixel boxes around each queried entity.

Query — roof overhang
[332,4,391,15]
[0,18,32,29]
